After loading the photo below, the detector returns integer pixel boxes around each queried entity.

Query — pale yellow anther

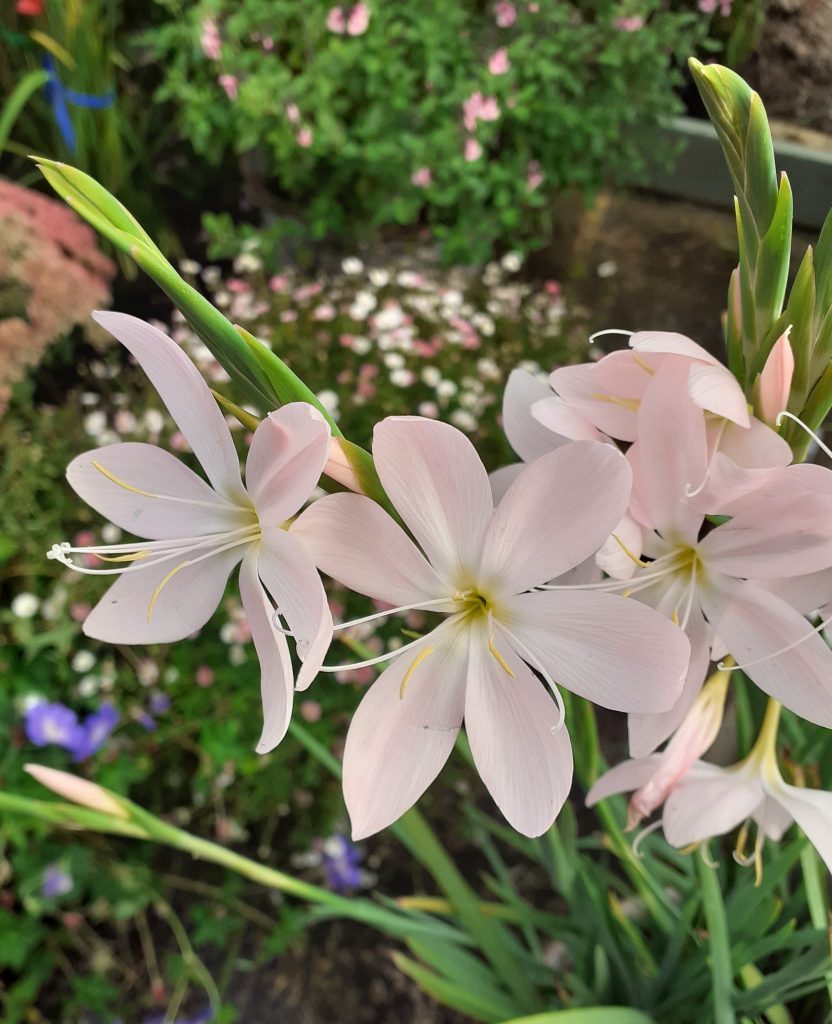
[611,533,649,567]
[93,461,158,498]
[94,551,150,563]
[147,561,189,622]
[399,645,435,699]
[488,635,515,679]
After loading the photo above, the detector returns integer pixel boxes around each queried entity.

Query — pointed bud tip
[24,764,129,819]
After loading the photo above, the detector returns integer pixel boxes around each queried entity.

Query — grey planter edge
[647,115,832,231]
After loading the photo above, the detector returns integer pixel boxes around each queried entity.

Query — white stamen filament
[776,410,831,459]
[718,606,832,674]
[536,550,684,593]
[48,525,259,578]
[318,624,460,674]
[588,328,634,345]
[331,595,459,633]
[631,819,663,859]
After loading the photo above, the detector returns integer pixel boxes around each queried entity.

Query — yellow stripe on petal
[93,461,157,498]
[147,561,189,622]
[488,635,515,679]
[399,645,435,700]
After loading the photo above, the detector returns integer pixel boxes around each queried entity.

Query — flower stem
[698,852,736,1024]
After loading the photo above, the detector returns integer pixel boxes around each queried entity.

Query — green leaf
[393,951,516,1023]
[406,936,519,1019]
[497,1009,657,1024]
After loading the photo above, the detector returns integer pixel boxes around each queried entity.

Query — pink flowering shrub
[144,0,706,263]
[0,181,114,413]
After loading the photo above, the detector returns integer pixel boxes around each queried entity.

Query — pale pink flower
[463,92,500,132]
[196,665,215,687]
[488,48,510,75]
[347,2,371,35]
[533,331,792,473]
[200,18,222,60]
[495,1,517,27]
[588,664,731,829]
[614,15,644,31]
[411,167,432,188]
[591,701,832,876]
[25,764,127,818]
[293,418,690,838]
[218,74,238,101]
[297,127,314,148]
[327,6,346,32]
[285,103,301,125]
[757,328,794,426]
[526,160,544,191]
[464,138,483,162]
[262,36,274,50]
[48,313,332,753]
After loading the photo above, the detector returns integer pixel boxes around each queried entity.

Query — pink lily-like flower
[604,367,832,755]
[292,417,690,839]
[589,701,832,879]
[532,331,791,472]
[48,313,333,753]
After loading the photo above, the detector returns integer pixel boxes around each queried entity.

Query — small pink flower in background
[327,6,346,32]
[313,303,337,321]
[200,18,222,60]
[226,278,251,294]
[614,15,644,31]
[411,167,432,188]
[347,2,371,35]
[262,36,274,51]
[527,1,539,10]
[699,0,730,12]
[297,127,314,148]
[218,74,238,101]
[488,48,510,75]
[70,602,91,622]
[495,1,517,27]
[300,700,323,723]
[465,138,483,162]
[16,0,44,15]
[757,328,794,426]
[280,310,298,323]
[286,103,301,125]
[269,274,291,293]
[544,280,561,297]
[526,160,544,191]
[463,92,500,132]
[196,665,215,687]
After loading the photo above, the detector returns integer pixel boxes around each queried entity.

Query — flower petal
[465,624,572,837]
[489,463,523,504]
[343,623,468,839]
[246,403,330,524]
[663,762,762,847]
[631,358,708,538]
[257,528,332,690]
[631,331,719,365]
[549,362,638,441]
[586,756,662,806]
[239,548,294,753]
[372,417,493,582]
[83,544,244,644]
[92,312,245,502]
[291,493,445,606]
[67,443,245,540]
[479,441,632,595]
[502,368,561,461]
[717,416,791,469]
[687,363,750,426]
[767,781,832,872]
[700,577,832,727]
[757,329,794,427]
[628,606,711,756]
[502,590,689,713]
[531,396,608,442]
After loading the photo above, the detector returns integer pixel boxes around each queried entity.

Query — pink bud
[324,436,364,493]
[465,138,483,162]
[758,327,794,426]
[25,764,128,818]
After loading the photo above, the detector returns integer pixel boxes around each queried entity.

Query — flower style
[293,417,690,838]
[48,313,332,753]
[589,700,832,879]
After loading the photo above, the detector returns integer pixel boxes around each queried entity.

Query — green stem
[698,853,736,1024]
[799,844,832,1010]
[0,69,49,153]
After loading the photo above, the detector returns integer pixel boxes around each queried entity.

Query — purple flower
[24,702,82,749]
[135,710,157,732]
[149,692,171,715]
[143,1008,212,1024]
[70,705,119,762]
[321,834,362,892]
[42,863,73,898]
